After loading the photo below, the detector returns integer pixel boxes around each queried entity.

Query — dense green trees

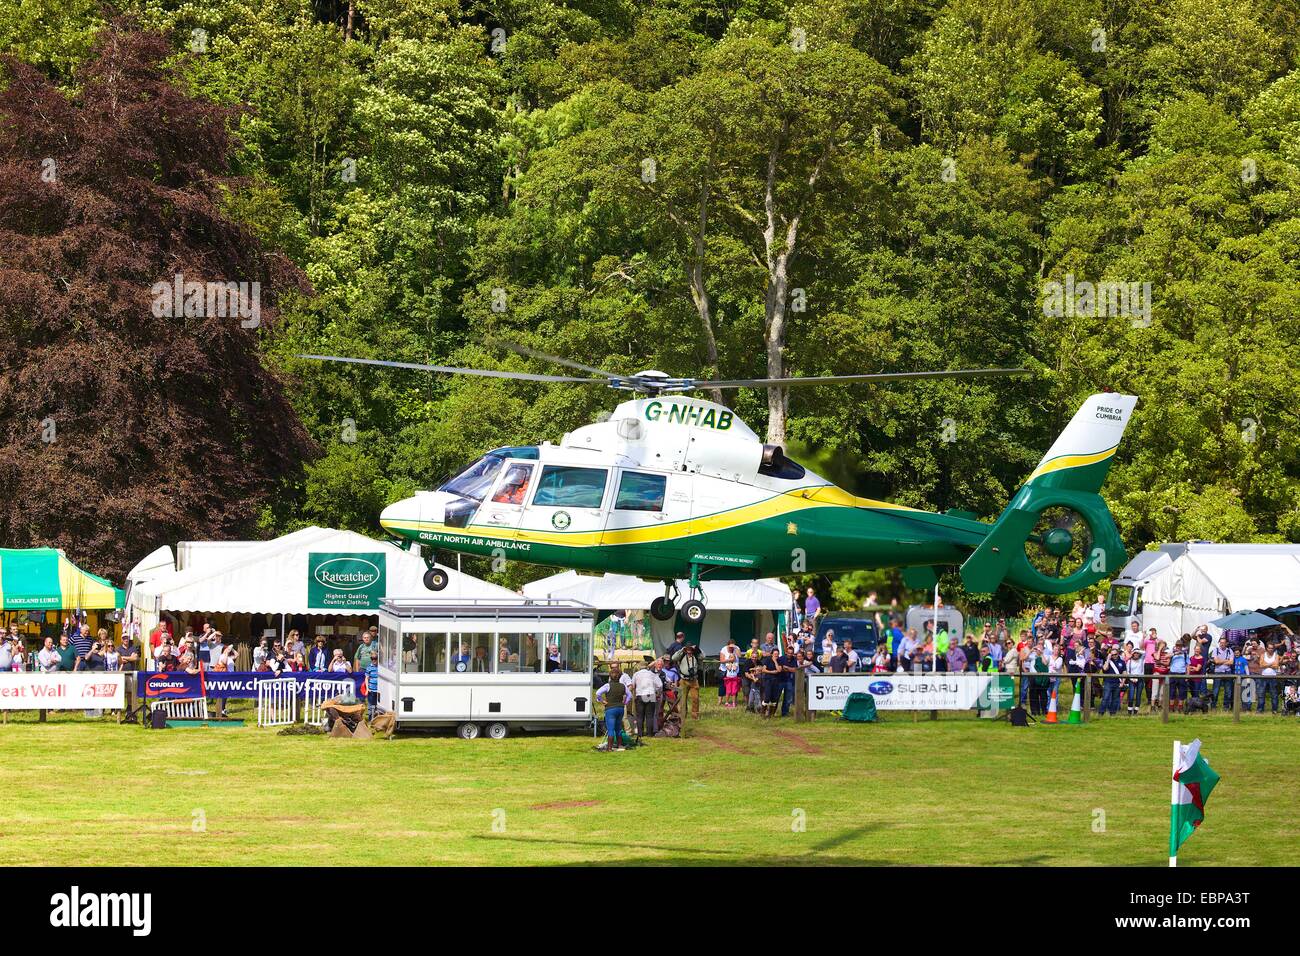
[1,0,1296,606]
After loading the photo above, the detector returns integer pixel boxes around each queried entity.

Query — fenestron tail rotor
[1025,506,1095,581]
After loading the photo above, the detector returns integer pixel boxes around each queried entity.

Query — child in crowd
[365,655,380,719]
[722,655,741,709]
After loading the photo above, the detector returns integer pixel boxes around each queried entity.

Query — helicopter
[302,346,1137,624]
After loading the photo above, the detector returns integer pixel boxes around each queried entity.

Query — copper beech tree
[0,23,315,580]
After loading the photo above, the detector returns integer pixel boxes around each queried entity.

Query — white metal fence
[256,677,297,727]
[302,679,355,727]
[154,697,209,721]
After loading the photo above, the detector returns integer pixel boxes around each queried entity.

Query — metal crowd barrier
[256,677,298,727]
[301,678,355,727]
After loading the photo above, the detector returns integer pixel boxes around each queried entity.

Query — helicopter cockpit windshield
[438,447,540,509]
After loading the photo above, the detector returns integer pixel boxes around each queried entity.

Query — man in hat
[671,642,702,726]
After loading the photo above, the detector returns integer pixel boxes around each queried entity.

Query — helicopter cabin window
[440,447,540,502]
[758,444,806,480]
[531,466,608,509]
[491,463,534,505]
[615,471,667,512]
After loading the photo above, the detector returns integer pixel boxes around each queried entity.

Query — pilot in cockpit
[492,464,533,505]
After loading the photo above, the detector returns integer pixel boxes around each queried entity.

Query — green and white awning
[0,548,124,610]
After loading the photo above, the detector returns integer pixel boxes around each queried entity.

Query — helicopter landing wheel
[423,567,449,591]
[650,596,676,621]
[681,600,707,624]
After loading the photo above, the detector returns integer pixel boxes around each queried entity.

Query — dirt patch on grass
[692,733,750,755]
[773,729,822,754]
[528,799,604,811]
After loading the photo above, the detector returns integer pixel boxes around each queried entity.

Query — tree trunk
[345,2,355,40]
[764,255,790,445]
[689,159,724,406]
[688,259,724,407]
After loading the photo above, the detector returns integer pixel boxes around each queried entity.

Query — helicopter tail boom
[959,393,1138,595]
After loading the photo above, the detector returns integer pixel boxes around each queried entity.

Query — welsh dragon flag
[1170,739,1219,861]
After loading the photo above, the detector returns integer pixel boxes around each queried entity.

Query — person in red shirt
[149,622,172,652]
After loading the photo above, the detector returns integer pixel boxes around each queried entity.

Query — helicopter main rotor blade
[296,354,608,385]
[488,340,627,382]
[692,368,1031,389]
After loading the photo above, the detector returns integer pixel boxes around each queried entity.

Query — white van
[376,598,594,739]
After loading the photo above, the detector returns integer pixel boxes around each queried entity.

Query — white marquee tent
[127,526,515,644]
[521,570,792,655]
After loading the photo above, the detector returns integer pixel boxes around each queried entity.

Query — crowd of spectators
[590,587,1299,745]
[0,618,142,674]
[788,591,1299,718]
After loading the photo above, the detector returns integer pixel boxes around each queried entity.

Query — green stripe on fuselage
[403,504,991,581]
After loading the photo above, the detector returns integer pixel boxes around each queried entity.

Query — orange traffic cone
[1044,689,1059,724]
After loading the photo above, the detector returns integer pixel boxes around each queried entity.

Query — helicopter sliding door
[602,469,693,562]
[520,464,611,544]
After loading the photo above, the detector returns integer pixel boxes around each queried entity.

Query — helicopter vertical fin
[959,394,1138,595]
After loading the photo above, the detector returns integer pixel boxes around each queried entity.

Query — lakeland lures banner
[807,673,1014,711]
[138,671,365,700]
[307,552,386,611]
[0,673,125,709]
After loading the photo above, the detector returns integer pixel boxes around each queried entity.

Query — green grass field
[1,701,1294,866]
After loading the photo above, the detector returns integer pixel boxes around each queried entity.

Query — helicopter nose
[379,496,426,535]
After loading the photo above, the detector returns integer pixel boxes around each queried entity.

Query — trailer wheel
[486,721,509,740]
[456,722,480,740]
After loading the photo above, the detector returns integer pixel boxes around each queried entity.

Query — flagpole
[1169,739,1180,867]
[933,585,940,671]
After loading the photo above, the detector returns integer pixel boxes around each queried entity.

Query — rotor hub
[1043,527,1074,557]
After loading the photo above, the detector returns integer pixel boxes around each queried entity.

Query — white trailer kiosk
[376,598,594,739]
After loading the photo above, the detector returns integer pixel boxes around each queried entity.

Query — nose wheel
[681,599,706,624]
[423,567,449,591]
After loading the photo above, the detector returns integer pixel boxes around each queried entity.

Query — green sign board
[308,553,386,611]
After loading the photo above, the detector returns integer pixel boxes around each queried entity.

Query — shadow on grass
[471,821,893,866]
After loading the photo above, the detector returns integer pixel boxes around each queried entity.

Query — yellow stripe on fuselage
[1026,446,1117,482]
[382,486,923,548]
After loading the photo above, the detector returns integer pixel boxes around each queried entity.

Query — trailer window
[380,625,398,670]
[540,633,590,674]
[531,466,608,509]
[405,633,448,673]
[450,634,493,673]
[496,633,538,672]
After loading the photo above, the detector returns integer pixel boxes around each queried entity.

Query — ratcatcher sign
[307,552,386,611]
